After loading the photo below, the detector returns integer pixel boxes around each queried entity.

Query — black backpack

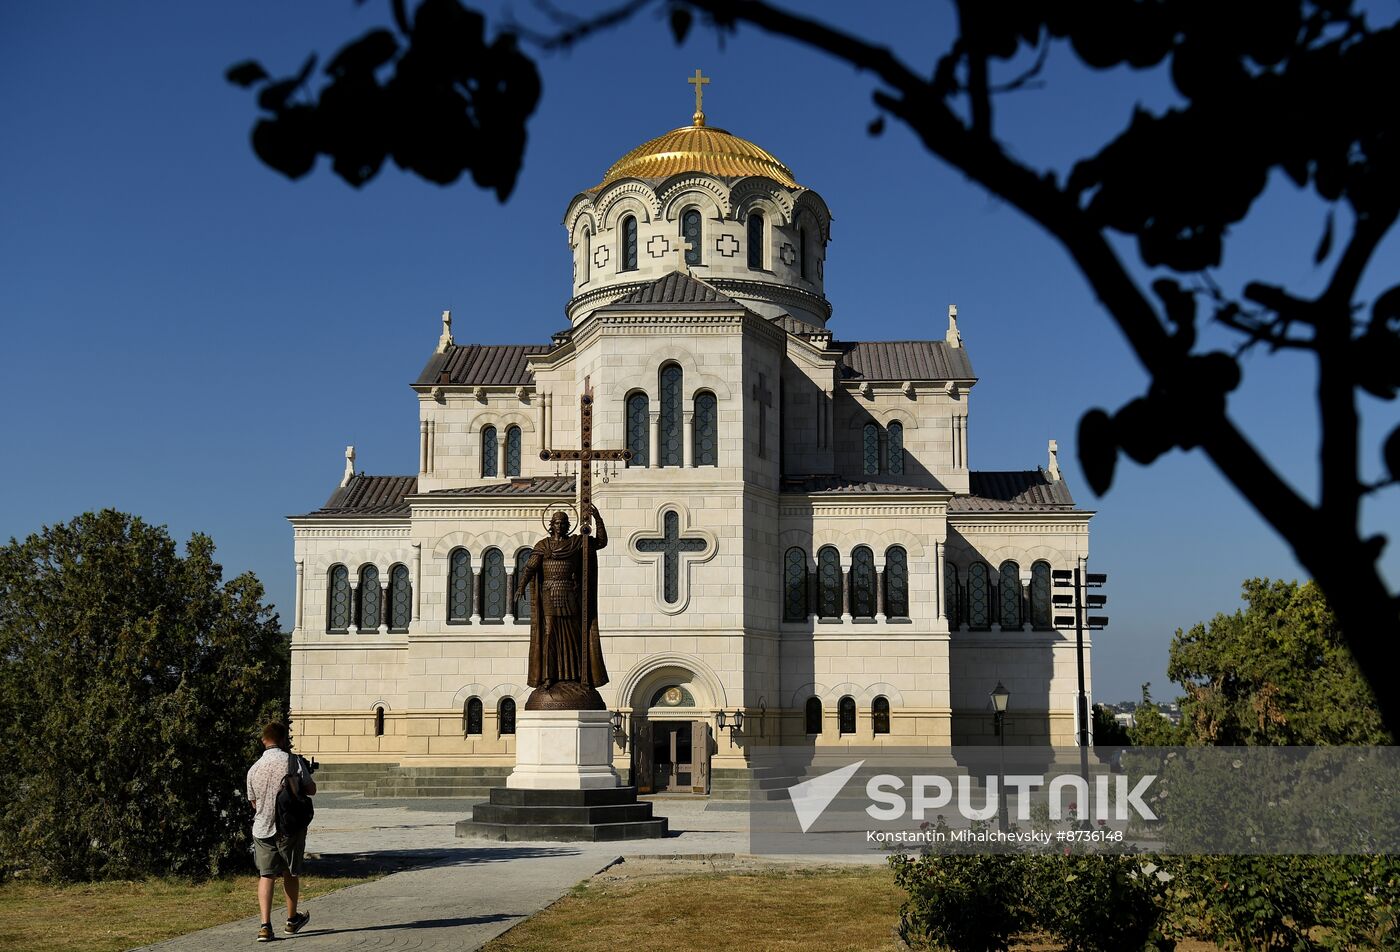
[274,752,315,840]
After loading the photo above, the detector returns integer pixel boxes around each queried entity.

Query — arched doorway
[627,666,712,796]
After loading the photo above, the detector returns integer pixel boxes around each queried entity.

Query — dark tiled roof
[311,474,418,516]
[424,476,576,497]
[415,344,551,387]
[950,470,1077,512]
[613,270,735,306]
[839,340,975,381]
[769,313,828,336]
[780,475,935,495]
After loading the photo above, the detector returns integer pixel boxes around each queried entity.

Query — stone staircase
[313,763,512,799]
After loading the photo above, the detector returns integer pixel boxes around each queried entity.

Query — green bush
[0,511,287,881]
[1030,853,1173,952]
[890,828,1030,952]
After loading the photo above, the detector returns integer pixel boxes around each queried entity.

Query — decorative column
[840,555,853,624]
[648,409,660,469]
[378,576,390,635]
[1020,570,1033,631]
[347,581,359,635]
[469,557,481,624]
[935,541,947,624]
[428,420,436,474]
[807,563,819,618]
[682,410,695,467]
[875,558,887,623]
[496,432,507,479]
[537,393,547,460]
[419,420,428,473]
[411,543,422,625]
[503,568,515,625]
[294,558,305,633]
[543,391,552,452]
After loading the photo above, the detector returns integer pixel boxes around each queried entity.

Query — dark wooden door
[632,717,653,793]
[692,719,710,794]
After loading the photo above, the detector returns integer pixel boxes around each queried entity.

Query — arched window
[999,561,1022,629]
[872,696,891,735]
[863,423,880,476]
[327,565,351,632]
[626,392,649,467]
[388,564,411,632]
[681,208,702,266]
[838,695,856,735]
[817,546,843,618]
[747,212,765,269]
[885,546,909,619]
[783,547,808,622]
[464,697,483,736]
[621,215,638,271]
[945,562,961,628]
[1031,561,1053,629]
[659,363,683,466]
[968,562,992,629]
[805,697,823,735]
[886,421,904,476]
[505,426,522,477]
[514,547,532,620]
[799,225,809,280]
[850,546,876,618]
[358,565,380,631]
[374,706,385,737]
[581,227,591,283]
[447,549,472,623]
[693,391,718,466]
[499,697,517,735]
[481,548,506,620]
[481,425,498,477]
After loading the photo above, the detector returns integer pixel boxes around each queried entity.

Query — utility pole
[1053,566,1108,786]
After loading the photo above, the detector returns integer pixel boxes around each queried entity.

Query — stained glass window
[799,225,809,280]
[448,549,472,622]
[1000,561,1022,629]
[886,421,904,475]
[622,215,638,271]
[851,546,875,618]
[482,548,506,620]
[817,546,842,618]
[838,695,856,735]
[635,510,706,604]
[945,562,961,627]
[389,563,411,631]
[1031,561,1052,629]
[358,565,380,631]
[581,228,591,283]
[505,426,521,477]
[863,423,880,476]
[805,697,822,735]
[481,425,497,477]
[499,697,516,735]
[885,546,909,619]
[747,213,764,269]
[626,392,649,467]
[514,547,532,620]
[968,562,991,629]
[872,696,890,735]
[783,547,808,622]
[464,697,483,736]
[681,209,702,265]
[328,565,351,632]
[693,391,718,466]
[659,363,683,466]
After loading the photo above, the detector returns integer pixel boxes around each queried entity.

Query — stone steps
[456,786,668,842]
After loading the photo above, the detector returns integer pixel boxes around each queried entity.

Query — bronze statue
[513,503,609,710]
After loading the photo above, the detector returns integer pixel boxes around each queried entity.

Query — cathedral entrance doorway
[651,720,692,792]
[630,714,712,795]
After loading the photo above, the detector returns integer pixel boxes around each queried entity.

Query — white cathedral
[289,77,1094,796]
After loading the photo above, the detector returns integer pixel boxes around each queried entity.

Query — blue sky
[2,2,1396,702]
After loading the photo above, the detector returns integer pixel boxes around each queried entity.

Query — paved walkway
[133,794,751,952]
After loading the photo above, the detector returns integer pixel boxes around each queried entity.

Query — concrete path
[132,794,751,952]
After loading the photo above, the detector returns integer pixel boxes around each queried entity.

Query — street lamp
[990,681,1010,830]
[716,709,745,734]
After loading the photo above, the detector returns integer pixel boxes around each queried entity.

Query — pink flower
[1097,819,1106,827]
[1063,846,1071,856]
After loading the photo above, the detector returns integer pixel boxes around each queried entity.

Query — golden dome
[595,119,799,190]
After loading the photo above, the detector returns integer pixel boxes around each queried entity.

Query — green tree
[1128,683,1183,747]
[1168,578,1391,746]
[0,510,287,881]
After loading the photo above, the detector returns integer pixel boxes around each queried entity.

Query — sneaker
[284,912,310,935]
[257,923,275,942]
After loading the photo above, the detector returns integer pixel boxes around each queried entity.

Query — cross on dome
[688,68,710,126]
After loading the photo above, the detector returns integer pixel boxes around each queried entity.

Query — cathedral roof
[838,340,975,382]
[416,343,552,388]
[310,474,419,516]
[951,470,1078,512]
[596,121,798,190]
[613,270,733,306]
[423,476,576,497]
[781,476,935,495]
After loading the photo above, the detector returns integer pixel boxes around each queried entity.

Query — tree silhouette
[228,0,1400,733]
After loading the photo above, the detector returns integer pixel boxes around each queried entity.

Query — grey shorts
[253,833,305,878]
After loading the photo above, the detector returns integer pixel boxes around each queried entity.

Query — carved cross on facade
[673,236,695,275]
[752,372,773,458]
[635,510,708,605]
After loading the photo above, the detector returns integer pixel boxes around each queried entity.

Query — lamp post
[990,681,1010,831]
[1052,564,1109,787]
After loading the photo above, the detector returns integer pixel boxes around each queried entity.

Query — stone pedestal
[505,709,621,790]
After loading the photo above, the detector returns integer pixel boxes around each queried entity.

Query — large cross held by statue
[539,377,632,647]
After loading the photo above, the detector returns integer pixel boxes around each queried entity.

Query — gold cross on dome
[688,68,710,124]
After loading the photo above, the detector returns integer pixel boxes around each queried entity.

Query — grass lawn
[485,866,908,952]
[0,870,380,952]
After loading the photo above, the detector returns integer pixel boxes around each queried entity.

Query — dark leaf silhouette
[225,60,268,88]
[868,115,885,137]
[1385,426,1400,483]
[670,4,693,45]
[1078,409,1118,495]
[1314,210,1334,264]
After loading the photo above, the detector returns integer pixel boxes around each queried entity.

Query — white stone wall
[830,382,971,494]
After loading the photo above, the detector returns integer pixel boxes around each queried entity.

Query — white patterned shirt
[246,747,312,840]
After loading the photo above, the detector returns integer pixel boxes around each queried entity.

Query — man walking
[246,722,316,942]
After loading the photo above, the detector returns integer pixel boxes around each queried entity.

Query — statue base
[505,709,621,790]
[524,681,606,711]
